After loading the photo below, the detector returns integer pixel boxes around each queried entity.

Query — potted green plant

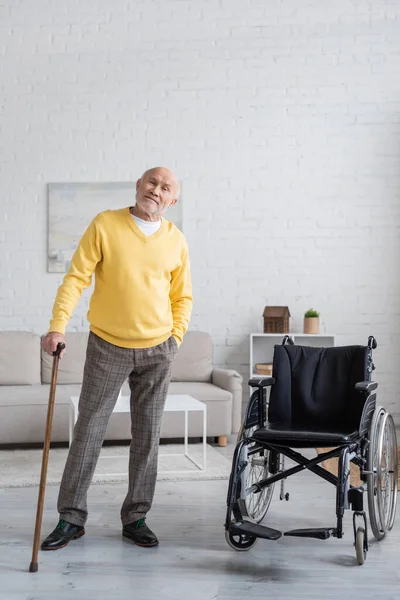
[304,308,320,334]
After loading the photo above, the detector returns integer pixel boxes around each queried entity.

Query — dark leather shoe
[123,518,159,547]
[41,519,85,551]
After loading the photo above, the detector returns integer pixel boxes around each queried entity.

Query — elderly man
[40,167,192,550]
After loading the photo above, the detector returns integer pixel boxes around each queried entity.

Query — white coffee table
[69,394,207,471]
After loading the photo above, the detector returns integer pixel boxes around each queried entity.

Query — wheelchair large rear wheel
[367,407,398,540]
[237,424,275,523]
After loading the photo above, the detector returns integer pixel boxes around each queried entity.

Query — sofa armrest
[212,368,243,435]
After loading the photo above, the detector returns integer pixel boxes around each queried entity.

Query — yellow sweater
[49,208,193,348]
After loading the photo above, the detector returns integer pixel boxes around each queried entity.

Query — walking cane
[29,342,65,573]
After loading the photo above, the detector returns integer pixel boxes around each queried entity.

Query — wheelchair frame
[225,336,398,564]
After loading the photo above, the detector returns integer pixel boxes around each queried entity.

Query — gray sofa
[0,330,242,446]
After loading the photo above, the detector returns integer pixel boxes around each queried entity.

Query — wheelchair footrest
[284,528,336,540]
[229,521,282,541]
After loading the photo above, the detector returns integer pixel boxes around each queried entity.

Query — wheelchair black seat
[251,424,359,447]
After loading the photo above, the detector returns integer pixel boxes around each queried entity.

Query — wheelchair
[225,336,398,565]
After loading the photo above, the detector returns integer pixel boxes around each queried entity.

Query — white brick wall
[1,1,400,417]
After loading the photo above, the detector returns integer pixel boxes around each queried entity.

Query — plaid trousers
[57,331,178,526]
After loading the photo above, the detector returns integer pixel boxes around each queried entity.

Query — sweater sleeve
[170,239,193,345]
[48,217,102,334]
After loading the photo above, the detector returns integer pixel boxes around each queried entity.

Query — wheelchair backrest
[268,344,369,430]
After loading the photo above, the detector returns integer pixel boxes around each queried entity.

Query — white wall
[1,1,400,417]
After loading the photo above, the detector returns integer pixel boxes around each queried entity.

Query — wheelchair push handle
[368,336,377,350]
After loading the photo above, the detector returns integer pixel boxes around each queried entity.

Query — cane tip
[29,562,38,573]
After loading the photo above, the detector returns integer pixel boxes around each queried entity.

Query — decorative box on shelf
[255,363,273,376]
[263,306,290,334]
[250,333,336,380]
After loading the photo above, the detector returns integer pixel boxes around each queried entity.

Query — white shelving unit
[250,333,336,380]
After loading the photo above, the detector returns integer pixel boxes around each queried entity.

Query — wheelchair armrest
[248,377,275,388]
[358,391,377,437]
[355,381,378,393]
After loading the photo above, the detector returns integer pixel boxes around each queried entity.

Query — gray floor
[1,447,399,600]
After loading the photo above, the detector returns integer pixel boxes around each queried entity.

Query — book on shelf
[255,363,273,376]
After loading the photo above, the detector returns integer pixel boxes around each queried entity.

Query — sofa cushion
[171,331,213,382]
[168,381,232,404]
[41,332,89,384]
[0,332,41,385]
[0,383,82,444]
[163,381,232,437]
[0,383,81,406]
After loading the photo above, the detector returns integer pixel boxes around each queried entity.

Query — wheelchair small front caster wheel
[355,526,367,565]
[285,493,289,501]
[225,529,258,552]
